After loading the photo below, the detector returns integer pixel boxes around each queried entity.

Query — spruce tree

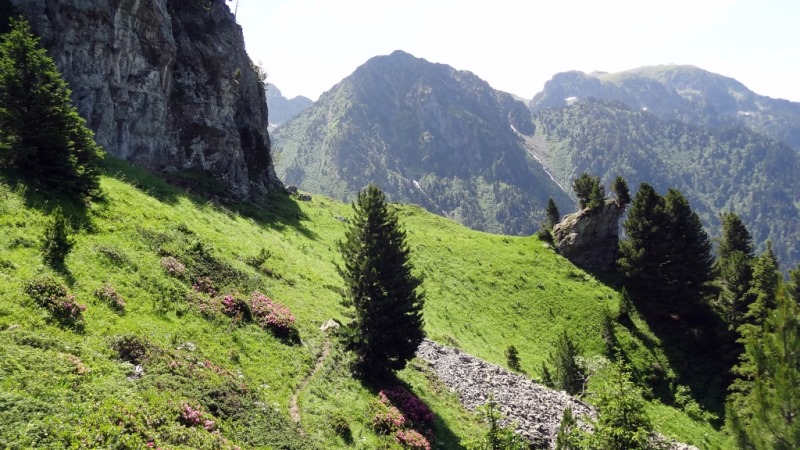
[717,212,754,260]
[338,184,425,378]
[727,292,800,449]
[0,19,103,198]
[618,183,670,304]
[572,172,604,210]
[744,242,780,330]
[663,189,714,309]
[42,206,72,268]
[547,331,585,395]
[788,264,800,305]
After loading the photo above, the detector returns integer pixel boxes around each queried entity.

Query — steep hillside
[533,98,800,269]
[273,50,572,236]
[0,160,728,448]
[530,65,800,151]
[11,0,278,198]
[267,84,313,129]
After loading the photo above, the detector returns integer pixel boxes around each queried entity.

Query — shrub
[25,275,85,325]
[221,294,251,323]
[95,283,126,312]
[111,335,150,365]
[395,429,431,450]
[372,402,406,434]
[250,291,295,335]
[180,402,216,432]
[505,345,522,372]
[193,276,217,296]
[160,256,185,276]
[379,386,434,430]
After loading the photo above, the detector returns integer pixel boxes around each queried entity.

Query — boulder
[552,200,624,271]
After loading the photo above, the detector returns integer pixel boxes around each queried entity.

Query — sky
[226,0,800,103]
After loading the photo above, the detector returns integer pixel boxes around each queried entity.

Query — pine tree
[589,363,653,450]
[572,172,604,210]
[663,189,714,310]
[744,242,780,330]
[0,19,103,198]
[715,212,756,329]
[727,292,800,449]
[548,331,585,395]
[337,184,425,378]
[717,212,754,260]
[618,183,670,305]
[788,264,800,305]
[611,175,631,208]
[546,198,560,228]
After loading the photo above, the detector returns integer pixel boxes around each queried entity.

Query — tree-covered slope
[530,65,800,151]
[533,98,800,269]
[0,159,728,448]
[273,50,572,236]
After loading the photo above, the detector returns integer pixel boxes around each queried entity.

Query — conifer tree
[338,184,425,378]
[547,331,585,395]
[663,189,714,307]
[717,212,754,260]
[572,172,604,210]
[546,197,560,229]
[744,242,780,330]
[611,175,631,208]
[727,292,800,449]
[788,264,800,305]
[716,212,756,329]
[42,206,72,268]
[0,19,103,198]
[618,183,670,302]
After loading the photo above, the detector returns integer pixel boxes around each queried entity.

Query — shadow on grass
[102,157,317,240]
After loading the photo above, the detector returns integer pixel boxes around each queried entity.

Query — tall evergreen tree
[717,212,754,260]
[744,242,780,330]
[663,189,714,307]
[618,183,670,303]
[727,292,800,449]
[338,184,425,378]
[0,19,103,198]
[546,197,560,228]
[788,264,800,305]
[546,331,585,395]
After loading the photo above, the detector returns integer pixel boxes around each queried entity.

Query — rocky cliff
[553,200,624,271]
[11,0,278,198]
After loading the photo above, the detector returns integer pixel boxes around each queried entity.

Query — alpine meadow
[2,1,799,449]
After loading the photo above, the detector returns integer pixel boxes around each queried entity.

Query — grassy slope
[0,159,730,448]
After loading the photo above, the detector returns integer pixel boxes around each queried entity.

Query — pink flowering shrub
[95,283,126,311]
[395,429,431,450]
[250,291,295,335]
[193,277,217,296]
[372,403,406,434]
[180,402,216,432]
[221,294,251,323]
[160,256,185,276]
[25,275,86,326]
[380,386,434,429]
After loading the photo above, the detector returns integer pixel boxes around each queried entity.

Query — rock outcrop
[552,200,624,271]
[416,339,698,450]
[11,0,279,198]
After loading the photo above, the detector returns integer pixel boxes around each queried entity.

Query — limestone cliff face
[11,0,279,198]
[553,200,624,271]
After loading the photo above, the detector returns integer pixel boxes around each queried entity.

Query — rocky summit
[11,0,279,198]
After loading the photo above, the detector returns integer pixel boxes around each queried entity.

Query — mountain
[11,0,279,198]
[266,84,312,129]
[273,50,572,236]
[530,65,800,151]
[532,97,800,269]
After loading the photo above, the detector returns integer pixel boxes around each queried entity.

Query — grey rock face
[11,0,279,198]
[552,200,624,271]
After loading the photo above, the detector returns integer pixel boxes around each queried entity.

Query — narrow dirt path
[290,336,332,424]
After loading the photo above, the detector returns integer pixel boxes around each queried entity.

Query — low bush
[25,275,85,326]
[95,283,126,312]
[250,291,295,336]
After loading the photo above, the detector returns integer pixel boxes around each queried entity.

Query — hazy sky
[227,0,800,102]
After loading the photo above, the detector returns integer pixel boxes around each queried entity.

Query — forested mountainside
[530,65,800,151]
[273,50,572,236]
[533,98,800,269]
